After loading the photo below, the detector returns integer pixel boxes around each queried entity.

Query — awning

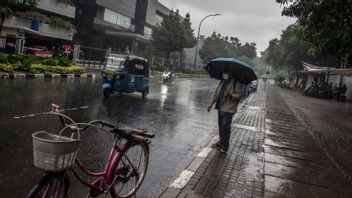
[294,61,352,76]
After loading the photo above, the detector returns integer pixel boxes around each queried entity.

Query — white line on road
[170,170,195,189]
[13,106,90,119]
[196,147,212,158]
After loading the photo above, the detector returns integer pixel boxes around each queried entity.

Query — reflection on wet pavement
[0,78,218,197]
[265,85,352,197]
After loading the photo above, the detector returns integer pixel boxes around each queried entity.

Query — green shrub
[0,63,14,73]
[30,64,47,73]
[6,54,22,64]
[153,64,164,72]
[67,66,85,74]
[22,57,35,71]
[57,57,71,66]
[43,58,59,66]
[274,74,286,83]
[46,65,85,74]
[0,53,7,63]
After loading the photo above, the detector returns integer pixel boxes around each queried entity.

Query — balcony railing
[37,0,76,18]
[3,17,74,41]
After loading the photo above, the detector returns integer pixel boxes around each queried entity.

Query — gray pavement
[160,83,352,198]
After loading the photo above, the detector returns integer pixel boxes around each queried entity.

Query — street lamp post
[193,14,221,69]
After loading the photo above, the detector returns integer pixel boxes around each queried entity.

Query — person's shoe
[211,142,222,149]
[220,147,228,153]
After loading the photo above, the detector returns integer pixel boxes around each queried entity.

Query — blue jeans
[218,110,234,150]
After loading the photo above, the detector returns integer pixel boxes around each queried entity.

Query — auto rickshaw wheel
[104,89,113,98]
[142,88,148,98]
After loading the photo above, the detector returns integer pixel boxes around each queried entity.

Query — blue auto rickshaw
[101,54,150,98]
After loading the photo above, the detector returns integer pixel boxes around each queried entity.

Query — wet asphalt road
[0,77,218,197]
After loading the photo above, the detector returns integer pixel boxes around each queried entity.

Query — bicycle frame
[70,136,131,196]
[42,107,151,197]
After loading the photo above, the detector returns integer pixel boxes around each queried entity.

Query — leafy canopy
[152,10,196,59]
[278,0,352,66]
[199,31,257,64]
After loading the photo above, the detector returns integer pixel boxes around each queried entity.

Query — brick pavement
[159,84,352,198]
[159,87,266,198]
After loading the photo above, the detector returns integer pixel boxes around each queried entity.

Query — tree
[263,38,282,70]
[199,32,257,64]
[152,10,195,66]
[278,0,352,68]
[199,32,231,64]
[236,42,257,59]
[0,0,38,34]
[262,24,340,72]
[179,13,196,67]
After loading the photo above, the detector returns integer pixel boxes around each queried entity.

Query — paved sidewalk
[160,87,266,198]
[159,84,352,198]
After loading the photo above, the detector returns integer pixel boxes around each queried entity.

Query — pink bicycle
[26,104,154,198]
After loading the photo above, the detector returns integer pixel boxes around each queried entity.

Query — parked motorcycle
[162,71,174,83]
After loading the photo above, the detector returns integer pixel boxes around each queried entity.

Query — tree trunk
[179,50,183,70]
[344,53,350,68]
[0,14,5,35]
[166,51,170,70]
[340,54,344,68]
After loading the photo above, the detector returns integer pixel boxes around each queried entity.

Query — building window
[104,8,118,24]
[118,14,131,28]
[103,8,131,28]
[144,26,152,36]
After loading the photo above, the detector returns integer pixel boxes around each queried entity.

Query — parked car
[25,45,53,58]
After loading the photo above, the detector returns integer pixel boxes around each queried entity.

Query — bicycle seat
[112,127,132,139]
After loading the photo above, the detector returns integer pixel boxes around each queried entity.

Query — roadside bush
[274,74,286,83]
[176,69,208,75]
[153,64,164,72]
[67,66,85,74]
[46,66,85,74]
[30,64,47,74]
[0,63,14,73]
[43,58,59,66]
[22,56,39,71]
[6,54,23,64]
[0,53,7,63]
[57,57,71,66]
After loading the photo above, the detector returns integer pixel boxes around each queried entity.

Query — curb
[158,97,251,198]
[159,136,217,198]
[0,73,96,79]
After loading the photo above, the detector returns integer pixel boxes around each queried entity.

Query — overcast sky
[159,0,296,54]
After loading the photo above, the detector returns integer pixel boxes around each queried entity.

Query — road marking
[233,124,259,132]
[170,170,195,189]
[197,147,212,158]
[13,106,90,119]
[169,146,213,189]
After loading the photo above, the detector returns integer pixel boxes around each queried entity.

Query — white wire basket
[32,131,80,172]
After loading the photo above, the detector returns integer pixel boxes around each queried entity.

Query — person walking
[207,71,242,153]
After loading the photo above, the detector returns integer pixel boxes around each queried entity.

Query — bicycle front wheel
[26,172,70,198]
[110,142,149,198]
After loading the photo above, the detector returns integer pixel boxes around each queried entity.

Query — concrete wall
[146,0,171,26]
[156,1,171,16]
[96,0,136,18]
[145,0,157,26]
[37,0,76,18]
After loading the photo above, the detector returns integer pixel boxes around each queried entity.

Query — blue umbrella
[204,57,257,84]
